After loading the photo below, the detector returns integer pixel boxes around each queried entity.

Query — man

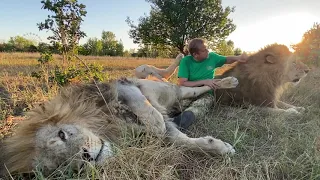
[172,38,248,131]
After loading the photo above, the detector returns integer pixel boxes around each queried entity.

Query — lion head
[216,43,310,107]
[0,82,137,177]
[285,56,309,85]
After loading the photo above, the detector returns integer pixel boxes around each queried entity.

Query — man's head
[188,38,209,61]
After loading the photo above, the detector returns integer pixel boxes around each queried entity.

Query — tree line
[0,0,319,63]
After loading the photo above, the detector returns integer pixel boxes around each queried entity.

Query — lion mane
[215,43,309,113]
[0,82,134,176]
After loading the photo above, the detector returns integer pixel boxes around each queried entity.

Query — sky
[0,0,319,52]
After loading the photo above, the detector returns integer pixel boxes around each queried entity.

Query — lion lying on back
[215,44,310,114]
[0,76,239,177]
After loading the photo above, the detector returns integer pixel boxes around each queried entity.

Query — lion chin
[215,43,310,115]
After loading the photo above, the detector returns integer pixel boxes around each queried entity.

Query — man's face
[193,43,209,61]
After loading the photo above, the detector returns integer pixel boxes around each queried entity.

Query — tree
[292,22,320,66]
[7,36,36,52]
[82,38,103,56]
[37,0,87,64]
[100,31,124,56]
[233,47,242,56]
[115,40,124,56]
[78,31,124,56]
[213,40,234,56]
[126,0,236,53]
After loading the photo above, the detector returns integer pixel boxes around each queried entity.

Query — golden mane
[215,43,301,107]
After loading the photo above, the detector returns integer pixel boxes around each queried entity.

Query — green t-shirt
[178,52,226,81]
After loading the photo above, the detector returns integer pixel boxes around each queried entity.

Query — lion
[0,76,239,177]
[214,43,310,114]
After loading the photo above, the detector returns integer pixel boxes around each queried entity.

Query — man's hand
[238,52,248,63]
[204,79,221,90]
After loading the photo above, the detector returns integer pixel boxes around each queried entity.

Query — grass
[0,52,320,179]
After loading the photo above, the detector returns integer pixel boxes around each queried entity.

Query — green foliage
[38,52,54,64]
[101,31,123,56]
[31,52,108,86]
[79,31,124,56]
[37,0,87,63]
[211,40,242,56]
[81,37,103,56]
[233,47,242,56]
[292,22,320,66]
[8,36,37,52]
[126,0,236,53]
[134,44,179,58]
[0,36,37,52]
[214,40,235,56]
[50,63,108,86]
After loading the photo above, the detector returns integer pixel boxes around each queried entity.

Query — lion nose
[304,69,309,73]
[82,148,93,161]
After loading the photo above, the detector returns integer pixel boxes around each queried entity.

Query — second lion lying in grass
[135,43,310,115]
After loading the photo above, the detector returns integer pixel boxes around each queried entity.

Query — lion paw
[223,142,236,155]
[294,106,305,113]
[174,53,184,64]
[199,136,236,155]
[285,107,300,115]
[219,76,239,89]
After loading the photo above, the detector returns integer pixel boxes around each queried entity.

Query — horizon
[0,0,319,52]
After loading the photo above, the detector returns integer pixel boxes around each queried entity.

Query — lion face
[285,55,310,85]
[34,124,114,172]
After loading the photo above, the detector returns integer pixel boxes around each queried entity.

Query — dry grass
[1,52,320,179]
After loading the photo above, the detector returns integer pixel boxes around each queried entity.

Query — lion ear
[265,54,276,64]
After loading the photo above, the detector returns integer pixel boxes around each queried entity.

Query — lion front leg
[117,80,166,136]
[179,86,211,99]
[264,107,301,115]
[165,121,235,155]
[276,100,305,113]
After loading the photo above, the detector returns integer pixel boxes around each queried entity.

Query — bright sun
[228,12,319,52]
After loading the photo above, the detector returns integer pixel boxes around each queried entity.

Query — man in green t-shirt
[172,38,248,132]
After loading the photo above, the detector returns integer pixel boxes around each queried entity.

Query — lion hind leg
[117,81,166,136]
[134,53,183,81]
[134,65,163,80]
[147,98,169,119]
[165,120,235,155]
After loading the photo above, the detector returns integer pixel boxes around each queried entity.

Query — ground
[0,52,320,179]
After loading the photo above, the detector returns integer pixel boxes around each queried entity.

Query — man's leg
[172,93,214,132]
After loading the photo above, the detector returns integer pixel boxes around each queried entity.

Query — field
[1,52,320,179]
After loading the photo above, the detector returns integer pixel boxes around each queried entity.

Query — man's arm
[225,52,248,64]
[225,56,241,64]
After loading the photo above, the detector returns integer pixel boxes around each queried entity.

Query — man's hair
[188,38,206,56]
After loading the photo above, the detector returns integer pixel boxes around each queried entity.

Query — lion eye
[58,130,66,141]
